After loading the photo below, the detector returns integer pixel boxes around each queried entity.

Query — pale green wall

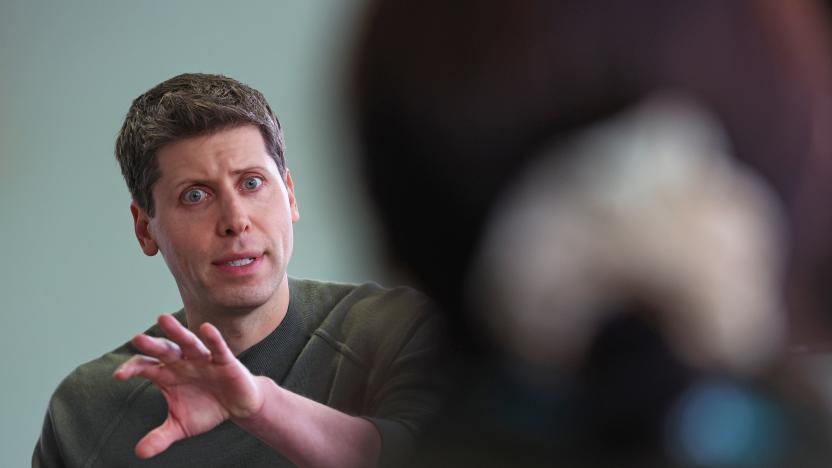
[0,1,383,465]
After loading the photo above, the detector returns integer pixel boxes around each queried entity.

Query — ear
[284,170,300,223]
[130,201,159,256]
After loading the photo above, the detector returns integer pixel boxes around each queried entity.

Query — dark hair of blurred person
[352,0,832,349]
[350,0,832,466]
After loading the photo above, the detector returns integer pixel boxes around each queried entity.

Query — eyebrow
[169,166,272,191]
[230,165,270,175]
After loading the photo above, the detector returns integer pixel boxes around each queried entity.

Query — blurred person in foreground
[351,0,832,466]
[33,73,447,468]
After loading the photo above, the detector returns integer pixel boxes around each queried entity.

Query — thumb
[135,417,185,459]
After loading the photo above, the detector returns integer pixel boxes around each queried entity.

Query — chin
[210,286,278,312]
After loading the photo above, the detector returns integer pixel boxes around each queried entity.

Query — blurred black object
[352,0,832,348]
[349,0,832,466]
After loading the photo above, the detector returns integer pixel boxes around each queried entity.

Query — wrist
[231,376,282,428]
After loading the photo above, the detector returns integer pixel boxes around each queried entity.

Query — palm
[114,315,263,459]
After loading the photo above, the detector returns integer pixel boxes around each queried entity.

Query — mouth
[212,253,264,271]
[225,257,256,267]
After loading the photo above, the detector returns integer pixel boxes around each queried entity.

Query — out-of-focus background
[352,0,832,465]
[0,1,374,465]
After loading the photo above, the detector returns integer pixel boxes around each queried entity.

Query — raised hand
[113,314,264,459]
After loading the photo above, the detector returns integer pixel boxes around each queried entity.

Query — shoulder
[42,315,178,463]
[56,343,137,404]
[290,276,436,331]
[53,314,176,407]
[289,277,442,364]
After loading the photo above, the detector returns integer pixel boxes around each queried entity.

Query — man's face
[131,124,299,314]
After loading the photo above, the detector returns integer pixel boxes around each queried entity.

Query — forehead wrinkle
[167,165,272,191]
[155,125,276,189]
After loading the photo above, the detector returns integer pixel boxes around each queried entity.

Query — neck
[183,275,291,355]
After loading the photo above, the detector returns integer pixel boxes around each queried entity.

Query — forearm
[233,376,381,468]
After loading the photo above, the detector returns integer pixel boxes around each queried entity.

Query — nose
[217,193,251,237]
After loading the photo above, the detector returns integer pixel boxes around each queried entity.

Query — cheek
[254,196,293,234]
[150,222,201,270]
[268,213,294,241]
[158,237,209,284]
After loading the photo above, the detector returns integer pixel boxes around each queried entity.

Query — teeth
[226,257,255,267]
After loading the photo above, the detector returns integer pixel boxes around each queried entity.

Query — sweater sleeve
[362,312,450,468]
[32,404,67,468]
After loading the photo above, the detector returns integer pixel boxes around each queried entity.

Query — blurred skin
[350,0,832,466]
[353,0,832,349]
[130,124,299,354]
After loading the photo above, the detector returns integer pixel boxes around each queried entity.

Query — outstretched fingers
[113,355,166,382]
[131,334,183,364]
[134,417,185,459]
[158,314,212,361]
[199,322,236,365]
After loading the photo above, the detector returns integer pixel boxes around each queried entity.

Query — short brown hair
[115,73,286,216]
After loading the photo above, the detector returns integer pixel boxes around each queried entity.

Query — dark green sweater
[33,278,447,467]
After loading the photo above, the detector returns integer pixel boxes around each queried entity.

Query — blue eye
[242,176,263,190]
[182,188,207,204]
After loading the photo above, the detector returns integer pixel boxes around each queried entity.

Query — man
[33,73,445,468]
